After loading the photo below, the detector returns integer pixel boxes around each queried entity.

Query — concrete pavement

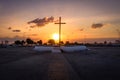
[0,52,81,80]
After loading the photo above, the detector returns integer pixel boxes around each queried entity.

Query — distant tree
[48,39,55,45]
[5,40,9,45]
[14,40,22,45]
[37,40,42,45]
[43,43,47,46]
[26,38,34,45]
[34,42,37,45]
[74,42,78,45]
[1,41,4,44]
[94,41,98,45]
[60,41,64,45]
[108,42,112,46]
[104,41,107,45]
[65,41,70,45]
[21,40,25,46]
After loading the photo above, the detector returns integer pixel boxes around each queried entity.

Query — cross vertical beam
[55,17,66,46]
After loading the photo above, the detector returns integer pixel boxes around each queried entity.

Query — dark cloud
[28,16,56,28]
[8,27,12,30]
[79,28,84,31]
[30,34,38,36]
[30,25,36,28]
[91,23,104,29]
[12,30,21,32]
[7,27,21,32]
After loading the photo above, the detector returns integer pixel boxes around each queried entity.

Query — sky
[0,0,120,43]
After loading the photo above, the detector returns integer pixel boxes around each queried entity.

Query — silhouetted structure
[55,17,66,46]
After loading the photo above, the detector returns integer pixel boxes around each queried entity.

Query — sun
[52,33,59,40]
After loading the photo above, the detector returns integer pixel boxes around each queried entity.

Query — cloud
[79,28,84,31]
[12,30,21,32]
[8,27,12,30]
[28,16,56,28]
[91,23,104,29]
[7,27,21,32]
[30,25,36,28]
[29,34,38,36]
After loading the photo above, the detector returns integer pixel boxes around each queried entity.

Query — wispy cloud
[7,27,21,32]
[28,16,57,28]
[79,28,84,31]
[29,34,38,36]
[91,23,104,29]
[12,30,21,32]
[30,25,36,28]
[8,27,12,30]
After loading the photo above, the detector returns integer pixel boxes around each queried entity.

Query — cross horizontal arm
[55,23,66,24]
[55,17,66,46]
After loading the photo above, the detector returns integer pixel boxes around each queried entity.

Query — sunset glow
[0,0,120,43]
[52,33,59,41]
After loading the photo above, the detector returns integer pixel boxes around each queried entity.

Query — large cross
[55,17,66,46]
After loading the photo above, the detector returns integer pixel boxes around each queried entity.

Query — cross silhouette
[55,17,66,46]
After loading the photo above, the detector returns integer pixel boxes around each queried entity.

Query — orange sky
[0,0,120,43]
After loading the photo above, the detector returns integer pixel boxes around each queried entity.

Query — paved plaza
[0,47,120,80]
